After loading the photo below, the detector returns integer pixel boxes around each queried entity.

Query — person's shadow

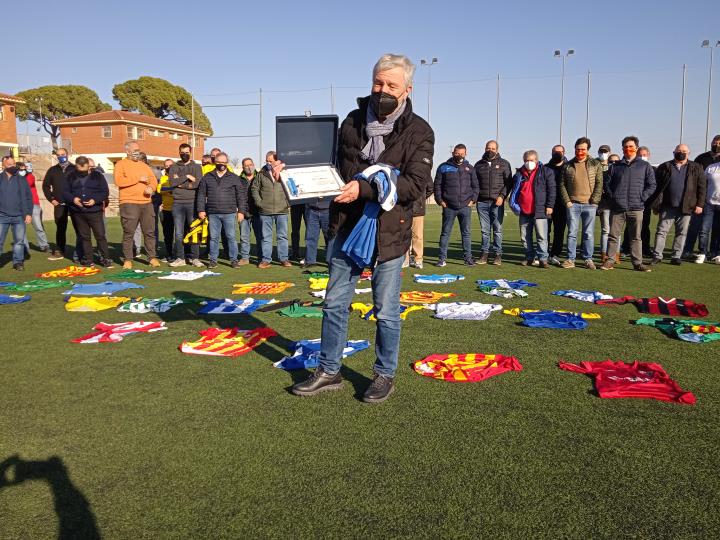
[0,454,101,540]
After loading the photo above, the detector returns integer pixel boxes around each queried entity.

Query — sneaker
[561,260,575,269]
[549,255,561,266]
[401,259,410,268]
[301,262,317,270]
[464,258,476,266]
[477,253,488,265]
[12,263,24,271]
[123,260,133,270]
[695,254,706,264]
[291,367,344,397]
[531,259,540,267]
[584,259,596,270]
[600,260,615,271]
[48,250,64,261]
[280,260,292,267]
[169,258,187,267]
[41,246,50,253]
[492,254,502,266]
[539,260,549,268]
[207,261,218,269]
[711,255,720,264]
[258,261,271,269]
[415,261,423,269]
[435,259,446,267]
[633,264,652,272]
[671,258,682,266]
[149,258,161,268]
[191,258,205,268]
[238,259,250,266]
[520,260,530,266]
[363,373,395,404]
[649,258,662,266]
[230,260,240,268]
[100,259,113,268]
[24,251,31,261]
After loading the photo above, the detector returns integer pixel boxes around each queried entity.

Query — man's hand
[51,200,60,207]
[441,201,447,208]
[186,175,196,182]
[694,206,703,215]
[334,180,360,203]
[546,208,554,216]
[495,196,504,206]
[566,201,573,209]
[83,199,96,207]
[468,201,474,207]
[237,212,245,222]
[73,197,83,207]
[271,161,285,181]
[198,211,207,220]
[144,186,154,196]
[24,215,31,225]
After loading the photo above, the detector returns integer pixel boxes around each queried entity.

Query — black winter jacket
[42,163,76,204]
[331,96,435,262]
[604,158,656,212]
[474,155,513,201]
[434,158,478,209]
[197,170,248,215]
[651,160,706,215]
[63,170,109,213]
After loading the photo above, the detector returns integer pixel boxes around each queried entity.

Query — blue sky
[7,0,720,167]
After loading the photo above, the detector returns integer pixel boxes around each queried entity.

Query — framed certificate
[276,115,344,205]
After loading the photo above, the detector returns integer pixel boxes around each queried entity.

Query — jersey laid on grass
[38,265,101,278]
[231,282,295,295]
[274,339,370,370]
[278,302,323,318]
[0,294,30,305]
[633,317,720,344]
[64,296,132,312]
[158,270,221,281]
[359,270,373,281]
[399,291,456,304]
[197,298,278,315]
[183,217,208,244]
[516,310,589,329]
[180,327,277,357]
[308,277,329,290]
[476,279,537,290]
[351,302,426,321]
[62,281,145,296]
[5,279,72,292]
[0,281,14,287]
[552,290,613,303]
[311,287,371,299]
[109,269,169,280]
[503,308,601,320]
[302,272,329,279]
[479,285,529,299]
[433,302,502,321]
[414,274,465,284]
[558,360,696,404]
[72,321,167,343]
[117,297,185,314]
[596,296,709,317]
[413,353,523,383]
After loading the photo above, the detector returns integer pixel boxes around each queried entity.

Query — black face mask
[370,92,399,117]
[215,164,227,172]
[674,152,687,162]
[453,155,464,164]
[483,151,497,161]
[180,152,191,162]
[4,166,18,175]
[77,170,89,177]
[712,144,720,154]
[551,152,564,164]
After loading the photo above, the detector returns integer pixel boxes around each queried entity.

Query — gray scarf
[360,99,407,164]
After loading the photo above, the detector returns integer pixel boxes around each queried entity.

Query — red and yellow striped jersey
[180,327,277,357]
[413,353,523,383]
[231,282,295,295]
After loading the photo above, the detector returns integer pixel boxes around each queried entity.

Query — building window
[126,126,135,139]
[170,132,180,140]
[157,130,164,137]
[71,127,78,134]
[137,128,144,140]
[0,106,4,121]
[102,126,112,138]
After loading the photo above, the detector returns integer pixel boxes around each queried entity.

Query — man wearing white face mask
[596,144,613,261]
[509,150,555,267]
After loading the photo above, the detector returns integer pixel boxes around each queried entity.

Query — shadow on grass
[0,455,101,540]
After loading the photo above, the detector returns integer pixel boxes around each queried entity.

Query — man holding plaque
[290,53,435,403]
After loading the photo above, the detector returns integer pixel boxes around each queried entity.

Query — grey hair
[373,54,415,87]
[523,149,538,161]
[124,141,138,152]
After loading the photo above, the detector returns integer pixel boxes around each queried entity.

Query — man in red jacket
[18,162,50,258]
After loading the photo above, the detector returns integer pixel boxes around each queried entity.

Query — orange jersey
[231,282,295,295]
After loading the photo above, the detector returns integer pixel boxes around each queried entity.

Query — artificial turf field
[1,207,718,539]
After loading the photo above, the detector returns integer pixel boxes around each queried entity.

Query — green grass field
[1,207,719,538]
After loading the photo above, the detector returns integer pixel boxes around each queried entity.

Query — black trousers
[161,210,174,259]
[73,211,109,263]
[549,202,567,258]
[290,203,305,259]
[53,204,69,252]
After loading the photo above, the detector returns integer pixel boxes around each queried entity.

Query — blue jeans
[566,203,597,261]
[599,208,611,254]
[699,204,720,257]
[259,214,288,263]
[476,200,504,254]
[172,203,199,260]
[439,206,472,260]
[0,215,26,265]
[519,214,549,261]
[23,204,49,252]
[304,207,330,264]
[239,216,262,261]
[208,213,238,262]
[319,233,404,377]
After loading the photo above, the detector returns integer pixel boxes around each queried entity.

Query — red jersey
[596,296,708,317]
[518,168,537,215]
[559,360,696,404]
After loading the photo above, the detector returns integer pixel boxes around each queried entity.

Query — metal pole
[330,84,335,114]
[191,94,196,160]
[680,64,687,144]
[258,88,263,164]
[559,55,565,145]
[427,64,432,123]
[496,74,500,141]
[706,47,715,151]
[585,69,591,137]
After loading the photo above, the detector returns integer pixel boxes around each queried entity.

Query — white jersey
[158,270,221,281]
[433,302,503,320]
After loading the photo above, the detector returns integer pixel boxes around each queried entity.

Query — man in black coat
[42,147,75,260]
[290,54,434,403]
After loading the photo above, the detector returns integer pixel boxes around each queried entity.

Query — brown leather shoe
[123,260,133,270]
[149,258,161,268]
[258,261,271,269]
[281,260,292,267]
[238,259,250,266]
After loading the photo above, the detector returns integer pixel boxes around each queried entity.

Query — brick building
[52,110,209,173]
[0,92,25,158]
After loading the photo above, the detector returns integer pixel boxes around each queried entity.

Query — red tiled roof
[52,110,209,136]
[0,92,26,104]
